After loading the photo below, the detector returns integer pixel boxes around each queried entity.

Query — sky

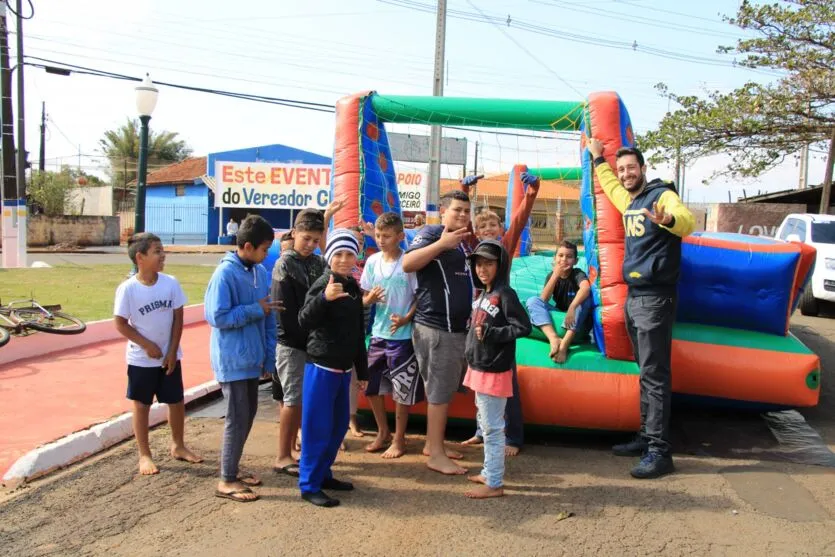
[10,0,828,204]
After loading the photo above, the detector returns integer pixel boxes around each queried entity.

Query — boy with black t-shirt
[526,240,593,363]
[403,189,476,476]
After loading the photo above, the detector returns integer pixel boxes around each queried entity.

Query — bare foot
[294,433,302,452]
[467,474,487,485]
[274,457,296,471]
[365,432,392,453]
[427,455,467,475]
[349,422,366,438]
[464,484,504,499]
[423,445,464,460]
[549,339,561,360]
[170,445,204,463]
[505,445,521,457]
[382,438,406,459]
[216,480,258,502]
[461,436,483,446]
[138,455,159,475]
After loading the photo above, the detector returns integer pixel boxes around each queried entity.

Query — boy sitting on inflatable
[526,240,593,363]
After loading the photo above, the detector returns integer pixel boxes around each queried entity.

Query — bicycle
[0,299,86,347]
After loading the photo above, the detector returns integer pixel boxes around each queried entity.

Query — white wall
[66,186,113,216]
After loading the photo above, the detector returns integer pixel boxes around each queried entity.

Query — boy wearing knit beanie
[297,228,369,507]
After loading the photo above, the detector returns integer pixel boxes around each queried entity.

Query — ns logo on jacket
[623,209,646,238]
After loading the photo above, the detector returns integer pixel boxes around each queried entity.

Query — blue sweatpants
[299,362,351,495]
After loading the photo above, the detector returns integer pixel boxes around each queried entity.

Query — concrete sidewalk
[0,321,214,483]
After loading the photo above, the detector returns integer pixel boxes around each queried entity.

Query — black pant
[625,294,676,456]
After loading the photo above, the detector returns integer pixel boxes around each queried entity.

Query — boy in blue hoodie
[205,215,281,503]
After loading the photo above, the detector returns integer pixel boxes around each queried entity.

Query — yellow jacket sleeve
[593,162,631,214]
[657,190,695,238]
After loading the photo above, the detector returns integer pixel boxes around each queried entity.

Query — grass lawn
[0,265,215,323]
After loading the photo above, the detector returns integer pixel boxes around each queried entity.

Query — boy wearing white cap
[297,228,369,507]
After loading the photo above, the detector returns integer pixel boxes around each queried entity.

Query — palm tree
[99,118,193,200]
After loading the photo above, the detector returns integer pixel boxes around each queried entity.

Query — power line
[378,0,782,75]
[25,56,337,113]
[465,0,584,98]
[27,57,589,142]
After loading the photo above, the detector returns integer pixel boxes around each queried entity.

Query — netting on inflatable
[331,91,821,430]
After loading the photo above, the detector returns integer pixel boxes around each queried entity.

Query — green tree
[639,0,834,183]
[27,168,76,216]
[99,118,192,194]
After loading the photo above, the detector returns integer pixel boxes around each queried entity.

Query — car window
[795,220,808,241]
[779,219,796,240]
[811,221,835,244]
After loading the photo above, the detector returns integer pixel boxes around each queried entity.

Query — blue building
[143,143,332,245]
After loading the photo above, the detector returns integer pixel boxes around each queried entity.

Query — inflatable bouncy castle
[331,91,820,431]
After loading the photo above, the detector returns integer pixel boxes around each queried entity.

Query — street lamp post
[133,74,158,235]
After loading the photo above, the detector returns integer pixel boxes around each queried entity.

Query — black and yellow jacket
[593,159,696,296]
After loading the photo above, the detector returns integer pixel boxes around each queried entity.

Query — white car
[776,213,835,316]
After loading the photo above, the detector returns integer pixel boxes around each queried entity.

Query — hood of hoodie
[220,251,259,288]
[638,178,677,197]
[469,239,510,290]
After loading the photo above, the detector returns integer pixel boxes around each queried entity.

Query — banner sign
[396,170,427,211]
[215,161,427,213]
[214,162,331,209]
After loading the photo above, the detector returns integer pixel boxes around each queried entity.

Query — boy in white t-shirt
[360,212,421,459]
[114,233,202,476]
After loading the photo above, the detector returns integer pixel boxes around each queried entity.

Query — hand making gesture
[259,296,285,315]
[438,225,471,250]
[643,202,673,226]
[364,286,386,306]
[324,274,350,301]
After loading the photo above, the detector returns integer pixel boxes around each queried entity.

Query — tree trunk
[818,128,835,215]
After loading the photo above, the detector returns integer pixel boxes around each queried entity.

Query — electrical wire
[4,0,33,20]
[465,0,584,98]
[378,0,782,75]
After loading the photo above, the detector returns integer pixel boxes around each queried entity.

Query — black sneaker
[612,435,649,457]
[630,451,675,479]
[301,490,340,507]
[322,477,354,491]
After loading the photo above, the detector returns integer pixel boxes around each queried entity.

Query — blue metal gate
[146,204,207,245]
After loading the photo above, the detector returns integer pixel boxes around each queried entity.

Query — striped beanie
[325,228,359,265]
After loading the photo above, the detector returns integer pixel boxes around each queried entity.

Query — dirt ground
[4,312,835,556]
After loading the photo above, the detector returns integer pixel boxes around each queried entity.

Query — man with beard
[588,138,695,479]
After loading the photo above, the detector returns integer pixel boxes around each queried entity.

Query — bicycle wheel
[12,309,87,335]
[0,327,10,347]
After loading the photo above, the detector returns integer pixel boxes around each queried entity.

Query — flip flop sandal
[238,474,262,487]
[214,488,259,503]
[273,464,300,477]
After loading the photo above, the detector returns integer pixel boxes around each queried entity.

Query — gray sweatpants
[624,294,676,456]
[220,378,259,482]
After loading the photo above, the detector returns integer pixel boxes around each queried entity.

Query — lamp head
[135,73,159,118]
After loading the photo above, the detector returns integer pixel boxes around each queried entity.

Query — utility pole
[426,0,446,225]
[0,4,24,268]
[38,102,45,172]
[470,141,479,220]
[818,129,835,215]
[798,144,809,190]
[12,0,26,267]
